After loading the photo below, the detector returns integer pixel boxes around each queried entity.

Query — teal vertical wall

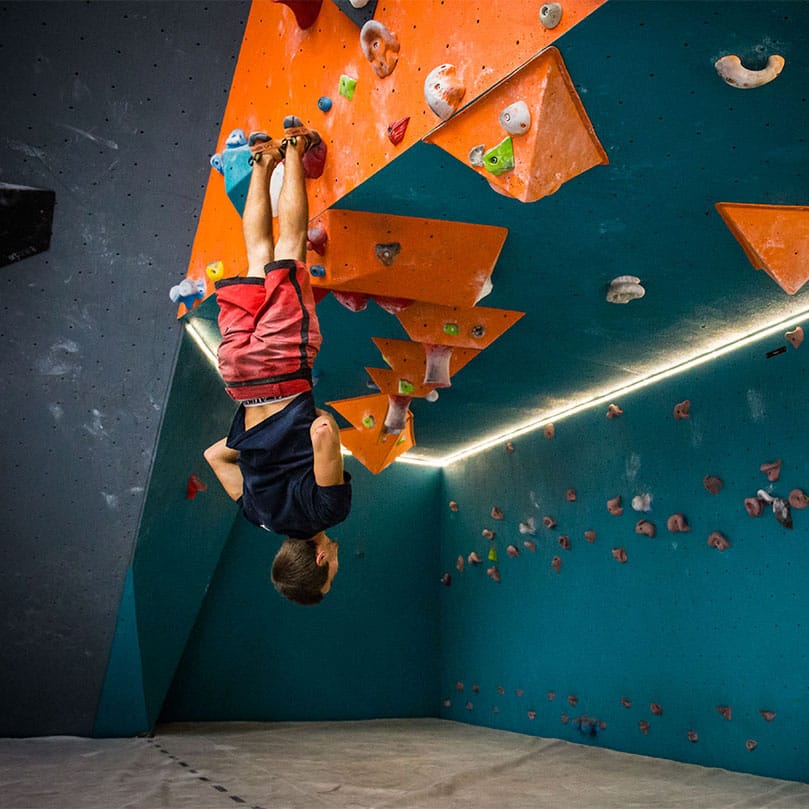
[439,322,809,782]
[161,458,442,721]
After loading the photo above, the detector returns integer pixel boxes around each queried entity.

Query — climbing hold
[482,137,515,176]
[703,475,724,495]
[528,710,537,720]
[635,519,656,538]
[786,326,804,349]
[424,64,466,120]
[487,565,500,582]
[374,242,402,267]
[519,517,536,535]
[688,730,699,743]
[349,0,370,6]
[310,264,327,278]
[714,54,785,89]
[606,403,623,419]
[760,459,782,482]
[471,324,486,339]
[272,0,323,29]
[226,128,248,149]
[361,414,375,429]
[169,278,206,309]
[746,739,758,752]
[505,441,515,453]
[772,497,792,529]
[760,710,776,722]
[442,698,451,708]
[561,714,569,725]
[506,544,520,558]
[707,531,731,551]
[440,572,452,586]
[543,515,557,529]
[551,556,562,573]
[387,117,410,146]
[673,400,691,420]
[332,291,369,311]
[744,497,765,517]
[482,528,495,540]
[373,295,412,314]
[339,74,358,100]
[650,703,663,716]
[607,496,623,516]
[360,20,400,78]
[397,379,416,395]
[440,322,460,338]
[382,394,411,434]
[499,100,531,135]
[491,506,504,520]
[566,489,577,502]
[584,530,596,543]
[449,500,459,511]
[307,224,328,255]
[468,145,485,167]
[717,705,732,721]
[205,260,225,282]
[472,684,480,693]
[621,698,632,709]
[558,535,571,550]
[317,96,333,113]
[539,2,563,29]
[612,547,628,563]
[544,423,555,439]
[666,513,690,532]
[456,681,464,691]
[631,493,652,512]
[548,692,556,701]
[468,551,482,565]
[422,344,454,389]
[567,695,578,707]
[210,153,224,174]
[638,720,650,735]
[606,275,645,303]
[523,539,537,552]
[465,701,474,711]
[789,489,809,509]
[186,474,207,499]
[456,555,464,572]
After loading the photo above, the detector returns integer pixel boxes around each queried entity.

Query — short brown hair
[271,538,328,605]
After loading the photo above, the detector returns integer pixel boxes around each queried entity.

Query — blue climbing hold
[317,96,333,112]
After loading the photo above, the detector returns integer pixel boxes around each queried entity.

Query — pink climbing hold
[491,506,504,520]
[650,703,663,716]
[527,710,537,720]
[440,572,452,586]
[487,565,500,582]
[482,528,495,540]
[639,720,650,735]
[551,556,562,573]
[746,739,758,752]
[607,496,623,516]
[373,295,413,314]
[516,689,524,697]
[635,519,656,538]
[568,695,578,707]
[558,535,571,550]
[673,399,691,420]
[306,224,328,255]
[566,488,577,502]
[443,698,451,708]
[707,531,731,551]
[449,500,459,511]
[744,497,765,517]
[760,459,782,482]
[468,551,482,565]
[423,343,454,388]
[543,515,557,529]
[472,684,480,693]
[505,441,515,454]
[523,539,537,552]
[666,513,690,532]
[688,730,699,743]
[456,555,464,572]
[760,710,776,722]
[332,290,370,312]
[785,325,804,349]
[506,544,520,558]
[612,547,628,563]
[560,714,569,725]
[547,692,556,701]
[606,403,624,419]
[544,423,555,439]
[621,697,632,709]
[360,20,400,78]
[703,475,724,494]
[717,705,732,720]
[456,681,464,691]
[789,489,809,509]
[497,685,505,695]
[584,530,597,543]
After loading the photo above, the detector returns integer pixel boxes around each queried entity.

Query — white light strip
[428,308,809,468]
[185,321,220,371]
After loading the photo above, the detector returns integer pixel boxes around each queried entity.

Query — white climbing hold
[606,275,645,304]
[714,54,784,89]
[539,2,562,29]
[499,100,531,135]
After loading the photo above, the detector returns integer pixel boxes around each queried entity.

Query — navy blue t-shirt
[226,392,352,539]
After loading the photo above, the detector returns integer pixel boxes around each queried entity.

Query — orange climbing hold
[423,47,608,203]
[715,203,809,295]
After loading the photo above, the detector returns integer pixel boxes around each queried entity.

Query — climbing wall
[438,319,809,782]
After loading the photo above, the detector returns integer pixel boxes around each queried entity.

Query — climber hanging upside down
[204,116,351,606]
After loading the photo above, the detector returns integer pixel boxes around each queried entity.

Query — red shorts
[215,259,322,401]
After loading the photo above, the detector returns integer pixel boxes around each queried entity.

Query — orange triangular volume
[338,412,415,474]
[397,302,525,349]
[372,337,480,378]
[327,392,391,432]
[423,47,608,203]
[715,203,809,295]
[365,367,435,399]
[307,210,508,307]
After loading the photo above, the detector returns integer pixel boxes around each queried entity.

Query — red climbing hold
[387,117,410,146]
[186,474,207,499]
[273,0,323,30]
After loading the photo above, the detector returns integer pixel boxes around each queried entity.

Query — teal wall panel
[161,459,441,721]
[439,321,809,782]
[92,567,149,737]
[130,330,241,730]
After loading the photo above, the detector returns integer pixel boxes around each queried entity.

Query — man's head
[271,532,339,605]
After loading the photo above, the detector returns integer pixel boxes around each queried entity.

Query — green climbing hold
[483,137,515,176]
[398,379,416,395]
[362,414,375,429]
[339,74,357,100]
[488,547,498,562]
[443,323,460,336]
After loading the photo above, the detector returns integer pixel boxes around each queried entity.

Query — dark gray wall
[0,1,248,736]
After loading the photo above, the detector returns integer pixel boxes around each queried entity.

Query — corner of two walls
[438,324,809,782]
